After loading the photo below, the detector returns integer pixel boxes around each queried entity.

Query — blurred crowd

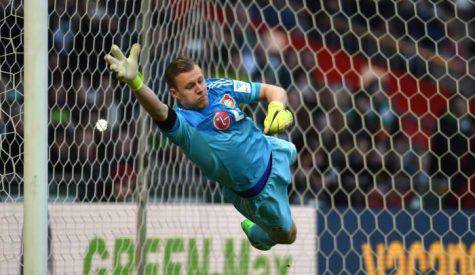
[1,0,473,209]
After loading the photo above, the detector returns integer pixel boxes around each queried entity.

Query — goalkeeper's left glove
[264,101,294,134]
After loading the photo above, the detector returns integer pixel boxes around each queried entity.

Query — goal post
[23,0,48,273]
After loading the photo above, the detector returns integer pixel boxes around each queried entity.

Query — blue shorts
[224,136,297,235]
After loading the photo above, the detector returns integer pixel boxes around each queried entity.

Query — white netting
[1,0,23,200]
[0,1,24,271]
[1,0,474,274]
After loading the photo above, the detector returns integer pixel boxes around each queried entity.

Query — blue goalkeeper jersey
[160,78,272,192]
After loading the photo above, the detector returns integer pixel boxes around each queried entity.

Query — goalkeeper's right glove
[104,43,143,91]
[263,101,294,134]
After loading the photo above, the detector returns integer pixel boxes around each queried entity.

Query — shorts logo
[213,110,231,131]
[220,94,236,108]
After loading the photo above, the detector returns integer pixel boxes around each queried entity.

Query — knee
[281,228,297,244]
[271,223,297,244]
[289,227,297,243]
[286,224,297,244]
[281,230,296,244]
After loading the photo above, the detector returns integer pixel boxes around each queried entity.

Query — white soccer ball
[95,119,108,132]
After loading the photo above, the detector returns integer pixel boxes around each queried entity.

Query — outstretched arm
[258,83,293,134]
[104,44,169,122]
[132,84,170,122]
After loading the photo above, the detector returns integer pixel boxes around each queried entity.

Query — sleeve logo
[232,80,251,93]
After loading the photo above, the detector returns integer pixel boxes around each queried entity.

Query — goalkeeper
[105,44,297,250]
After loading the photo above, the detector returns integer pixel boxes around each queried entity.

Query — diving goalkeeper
[105,44,297,250]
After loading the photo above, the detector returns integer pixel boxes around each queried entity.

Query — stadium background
[1,0,474,274]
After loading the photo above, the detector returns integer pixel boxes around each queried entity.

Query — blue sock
[248,224,277,247]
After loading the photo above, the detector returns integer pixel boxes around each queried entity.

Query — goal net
[1,0,474,274]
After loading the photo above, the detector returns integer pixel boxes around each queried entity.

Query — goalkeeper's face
[170,65,208,109]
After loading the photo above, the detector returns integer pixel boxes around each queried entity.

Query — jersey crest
[220,94,236,108]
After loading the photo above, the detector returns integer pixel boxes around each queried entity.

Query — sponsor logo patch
[220,94,236,108]
[230,109,244,121]
[233,80,251,93]
[213,110,231,131]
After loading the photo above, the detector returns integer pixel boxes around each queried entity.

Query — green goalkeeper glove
[263,101,294,134]
[104,43,143,91]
